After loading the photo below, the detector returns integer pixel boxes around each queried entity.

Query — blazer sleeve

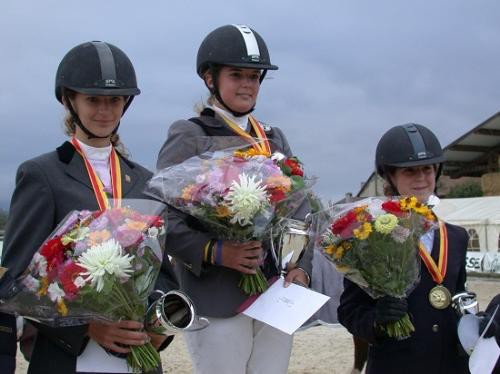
[2,160,56,277]
[338,278,378,343]
[157,120,214,277]
[156,120,207,169]
[2,160,89,357]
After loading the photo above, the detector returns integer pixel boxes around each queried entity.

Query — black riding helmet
[55,41,141,139]
[196,24,278,117]
[375,124,446,191]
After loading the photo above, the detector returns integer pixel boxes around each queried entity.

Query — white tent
[434,196,500,253]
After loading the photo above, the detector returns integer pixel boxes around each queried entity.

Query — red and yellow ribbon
[70,137,122,210]
[419,221,448,284]
[219,113,271,156]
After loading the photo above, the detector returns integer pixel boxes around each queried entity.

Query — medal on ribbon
[70,137,122,210]
[419,221,451,309]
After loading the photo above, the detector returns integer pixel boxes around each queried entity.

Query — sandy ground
[15,277,499,373]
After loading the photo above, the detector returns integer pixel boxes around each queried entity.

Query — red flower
[283,158,304,177]
[142,215,164,228]
[331,210,359,238]
[268,188,287,203]
[381,201,405,217]
[39,237,65,271]
[60,261,86,295]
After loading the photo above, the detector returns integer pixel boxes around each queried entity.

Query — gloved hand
[477,311,498,339]
[375,296,408,324]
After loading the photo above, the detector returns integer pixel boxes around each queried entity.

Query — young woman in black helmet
[0,41,176,374]
[156,24,312,373]
[338,124,470,374]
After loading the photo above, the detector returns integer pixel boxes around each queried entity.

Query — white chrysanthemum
[271,152,286,162]
[224,173,269,226]
[32,253,47,278]
[77,239,134,292]
[22,275,40,292]
[390,225,411,243]
[47,282,65,302]
[73,276,86,289]
[147,226,159,238]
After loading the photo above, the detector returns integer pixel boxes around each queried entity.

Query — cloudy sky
[1,1,500,209]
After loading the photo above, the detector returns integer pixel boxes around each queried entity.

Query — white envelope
[242,277,330,335]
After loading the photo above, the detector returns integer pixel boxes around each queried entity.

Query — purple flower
[114,227,142,248]
[54,211,80,236]
[73,240,88,256]
[88,215,110,231]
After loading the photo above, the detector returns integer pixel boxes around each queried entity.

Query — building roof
[442,112,500,178]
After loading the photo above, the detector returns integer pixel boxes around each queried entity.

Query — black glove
[375,296,408,324]
[477,311,498,339]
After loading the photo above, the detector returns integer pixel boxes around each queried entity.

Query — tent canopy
[434,196,500,226]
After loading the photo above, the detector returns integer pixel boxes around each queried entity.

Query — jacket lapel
[119,156,139,197]
[58,141,93,190]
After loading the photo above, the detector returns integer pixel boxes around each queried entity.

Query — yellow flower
[57,300,68,316]
[324,244,336,255]
[353,223,372,240]
[425,211,436,221]
[37,277,48,297]
[233,148,270,158]
[334,245,345,260]
[400,196,418,211]
[374,214,398,234]
[215,205,231,218]
[353,206,369,222]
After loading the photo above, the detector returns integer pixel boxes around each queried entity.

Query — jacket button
[432,324,439,332]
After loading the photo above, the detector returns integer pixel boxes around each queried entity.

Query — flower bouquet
[318,196,436,338]
[0,199,166,373]
[146,145,312,295]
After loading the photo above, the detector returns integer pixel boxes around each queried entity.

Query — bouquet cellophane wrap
[146,141,315,294]
[0,199,166,372]
[316,196,437,338]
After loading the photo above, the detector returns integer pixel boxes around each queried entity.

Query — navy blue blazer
[338,222,470,374]
[0,141,177,374]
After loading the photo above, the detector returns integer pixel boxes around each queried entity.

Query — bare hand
[147,331,169,350]
[284,267,310,288]
[220,240,263,274]
[88,320,149,354]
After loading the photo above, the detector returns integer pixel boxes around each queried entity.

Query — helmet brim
[385,155,446,168]
[220,62,279,71]
[68,86,141,97]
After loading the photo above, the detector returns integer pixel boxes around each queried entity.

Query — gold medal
[428,285,452,309]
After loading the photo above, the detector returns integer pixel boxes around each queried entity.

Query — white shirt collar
[76,139,112,161]
[209,104,249,131]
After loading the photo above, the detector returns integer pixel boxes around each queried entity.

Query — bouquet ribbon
[219,113,271,156]
[71,137,122,210]
[418,221,448,284]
